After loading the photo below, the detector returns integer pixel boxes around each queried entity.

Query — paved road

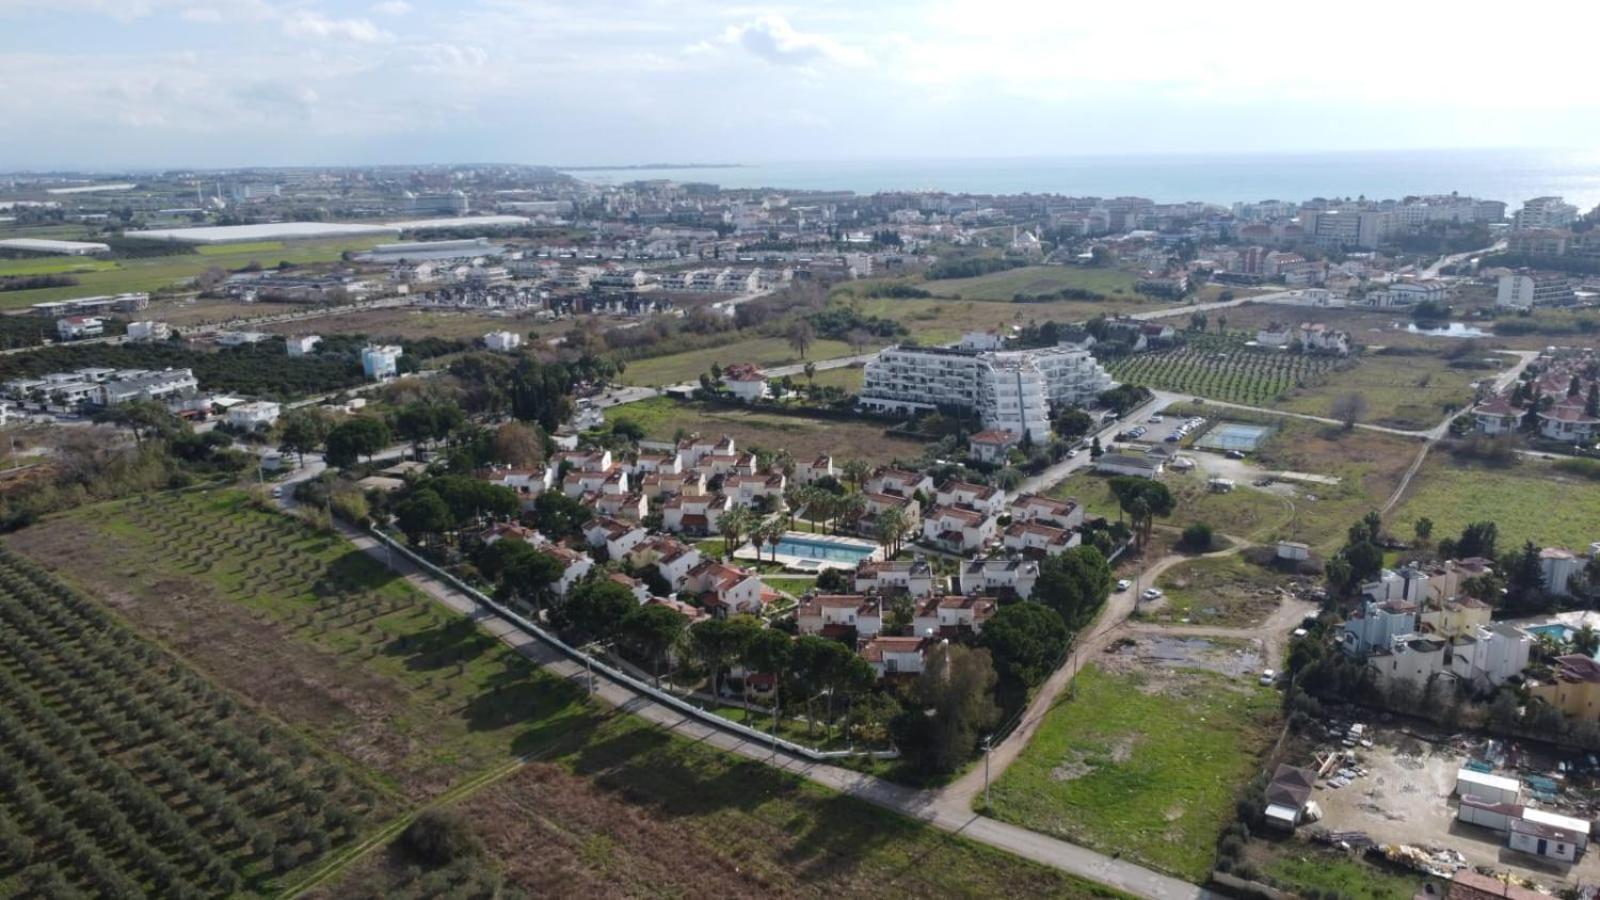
[1421,241,1505,280]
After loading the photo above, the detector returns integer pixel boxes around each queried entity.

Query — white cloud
[280,10,391,43]
[719,14,867,68]
[370,0,410,15]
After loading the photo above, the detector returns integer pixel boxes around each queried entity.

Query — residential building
[543,544,594,598]
[1472,396,1521,435]
[216,331,269,347]
[793,454,835,484]
[1341,597,1418,655]
[853,558,936,597]
[934,480,1006,516]
[484,330,522,352]
[661,492,730,535]
[362,344,403,380]
[968,429,1020,463]
[225,400,280,429]
[1531,655,1600,722]
[583,516,648,560]
[1012,494,1083,529]
[1296,323,1351,355]
[860,343,1114,443]
[1002,521,1081,557]
[125,320,169,342]
[1449,623,1532,691]
[912,594,996,637]
[1262,764,1317,831]
[1255,323,1292,347]
[866,469,934,499]
[56,316,104,340]
[627,536,702,590]
[286,335,322,357]
[482,466,554,506]
[1418,596,1492,638]
[1497,273,1573,309]
[1540,547,1585,596]
[1537,400,1600,444]
[958,557,1039,599]
[861,635,931,678]
[797,594,882,638]
[1372,279,1449,308]
[1514,196,1579,230]
[921,504,998,553]
[720,363,769,402]
[684,560,763,616]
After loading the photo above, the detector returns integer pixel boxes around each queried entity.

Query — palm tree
[718,507,754,558]
[841,459,872,491]
[1576,625,1600,658]
[805,488,832,534]
[875,506,906,557]
[836,493,867,536]
[803,361,817,391]
[764,519,787,562]
[774,448,796,478]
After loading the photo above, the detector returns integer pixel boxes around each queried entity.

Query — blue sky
[2,0,1597,169]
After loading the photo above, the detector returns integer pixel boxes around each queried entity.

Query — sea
[561,149,1600,209]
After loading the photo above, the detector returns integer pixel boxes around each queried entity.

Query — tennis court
[1195,422,1275,452]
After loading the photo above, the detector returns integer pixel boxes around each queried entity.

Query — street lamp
[982,735,993,811]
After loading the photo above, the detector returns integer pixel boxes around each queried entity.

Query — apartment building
[1497,272,1574,309]
[860,341,1113,442]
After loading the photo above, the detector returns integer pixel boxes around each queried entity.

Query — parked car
[1148,415,1164,423]
[1115,578,1132,592]
[1066,448,1079,458]
[1140,588,1163,602]
[1259,669,1277,686]
[1226,450,1246,459]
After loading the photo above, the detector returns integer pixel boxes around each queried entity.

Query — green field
[618,336,861,387]
[989,665,1279,882]
[9,490,598,797]
[1152,554,1288,626]
[804,364,865,392]
[0,236,388,309]
[0,256,119,277]
[1277,351,1498,430]
[318,715,1129,899]
[924,266,1144,301]
[1052,469,1292,545]
[608,395,924,466]
[1393,456,1600,552]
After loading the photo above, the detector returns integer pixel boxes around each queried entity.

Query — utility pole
[982,735,992,811]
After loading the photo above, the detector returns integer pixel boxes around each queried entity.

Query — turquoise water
[1197,423,1274,452]
[771,535,876,564]
[1527,623,1572,641]
[564,149,1600,208]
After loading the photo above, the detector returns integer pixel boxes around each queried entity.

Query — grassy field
[1260,849,1420,900]
[607,396,924,466]
[0,256,120,277]
[923,265,1144,300]
[1276,350,1499,430]
[1052,469,1293,545]
[618,336,861,387]
[258,307,544,342]
[0,236,389,309]
[989,665,1279,882]
[837,293,1168,346]
[1393,455,1600,552]
[1151,554,1289,626]
[6,490,599,798]
[805,364,865,392]
[313,716,1129,899]
[0,545,380,896]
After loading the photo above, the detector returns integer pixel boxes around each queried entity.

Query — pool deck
[733,531,884,573]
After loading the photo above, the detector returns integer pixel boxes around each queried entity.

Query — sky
[2,0,1599,170]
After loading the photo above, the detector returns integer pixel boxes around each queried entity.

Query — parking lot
[1114,411,1206,447]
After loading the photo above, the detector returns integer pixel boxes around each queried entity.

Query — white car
[1115,578,1132,592]
[1148,415,1164,423]
[1259,669,1277,686]
[1140,588,1163,602]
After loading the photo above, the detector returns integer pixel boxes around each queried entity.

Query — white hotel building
[859,334,1114,442]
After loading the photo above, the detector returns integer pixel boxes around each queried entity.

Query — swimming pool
[768,534,879,564]
[1196,423,1275,452]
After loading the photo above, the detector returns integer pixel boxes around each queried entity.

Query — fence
[366,526,896,762]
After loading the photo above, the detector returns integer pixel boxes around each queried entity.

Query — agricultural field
[6,490,599,799]
[0,256,119,277]
[1108,333,1347,407]
[608,396,924,466]
[256,307,548,342]
[1392,455,1600,552]
[0,545,378,897]
[0,236,390,310]
[1275,350,1501,430]
[988,665,1279,882]
[617,336,860,387]
[314,716,1128,900]
[1150,553,1291,627]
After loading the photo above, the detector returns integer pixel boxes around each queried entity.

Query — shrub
[399,810,481,868]
[1180,523,1214,552]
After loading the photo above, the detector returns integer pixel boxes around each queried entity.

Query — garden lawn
[606,395,925,466]
[1151,554,1288,627]
[1393,456,1600,553]
[7,489,600,798]
[988,665,1279,882]
[618,336,861,386]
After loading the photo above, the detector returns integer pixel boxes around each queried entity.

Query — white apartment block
[860,344,1113,442]
[484,330,522,352]
[1497,273,1573,309]
[1515,196,1579,230]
